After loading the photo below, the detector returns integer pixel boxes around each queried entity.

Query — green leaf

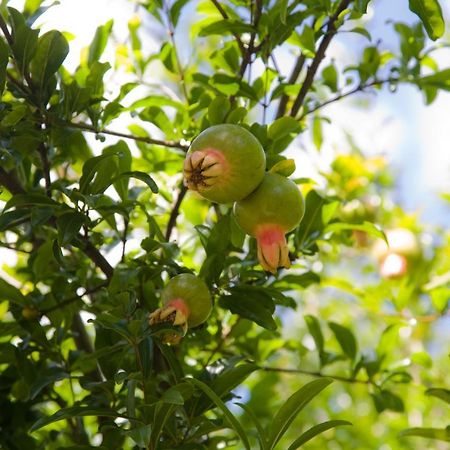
[111,170,159,195]
[208,96,231,124]
[325,221,387,243]
[267,378,334,449]
[4,193,59,211]
[30,406,128,432]
[304,315,324,355]
[295,190,328,250]
[416,68,450,92]
[280,0,288,24]
[425,387,450,404]
[30,368,69,400]
[236,402,269,450]
[199,19,255,37]
[196,363,258,413]
[0,209,30,231]
[79,153,118,194]
[126,425,152,449]
[0,279,25,305]
[269,159,296,177]
[409,0,444,40]
[57,211,88,246]
[219,287,277,331]
[268,117,302,141]
[371,389,404,413]
[187,377,251,450]
[137,336,153,379]
[11,24,39,75]
[88,19,113,66]
[312,115,323,150]
[328,322,357,361]
[0,38,8,95]
[287,420,352,450]
[31,30,69,90]
[399,427,450,442]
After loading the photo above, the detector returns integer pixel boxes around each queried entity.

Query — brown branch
[298,77,402,120]
[275,54,306,119]
[38,143,52,197]
[71,312,104,382]
[55,119,188,150]
[0,12,13,45]
[210,0,246,54]
[290,0,352,117]
[0,167,25,194]
[81,238,114,280]
[165,183,188,241]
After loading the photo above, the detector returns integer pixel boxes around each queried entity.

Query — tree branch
[0,167,26,194]
[290,0,352,117]
[275,54,306,119]
[54,119,188,150]
[165,183,188,241]
[209,0,246,54]
[299,77,399,119]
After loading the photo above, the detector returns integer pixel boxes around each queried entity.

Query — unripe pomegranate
[183,124,266,203]
[373,228,422,279]
[379,252,408,279]
[233,173,305,273]
[149,274,212,344]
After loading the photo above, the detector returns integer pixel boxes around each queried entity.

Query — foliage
[0,0,448,449]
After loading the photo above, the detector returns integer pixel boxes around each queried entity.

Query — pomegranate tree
[183,124,266,203]
[233,172,305,273]
[149,274,212,344]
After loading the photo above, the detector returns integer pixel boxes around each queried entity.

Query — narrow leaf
[425,387,450,404]
[409,0,445,40]
[30,406,128,432]
[328,322,357,361]
[399,427,450,442]
[267,378,334,449]
[287,420,352,450]
[187,377,251,450]
[31,30,69,89]
[0,38,9,95]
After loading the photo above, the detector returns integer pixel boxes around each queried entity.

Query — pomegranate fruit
[233,172,305,273]
[373,228,422,279]
[149,273,212,344]
[183,124,266,203]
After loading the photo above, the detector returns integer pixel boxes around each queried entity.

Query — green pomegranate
[183,124,266,203]
[149,273,212,344]
[233,173,305,273]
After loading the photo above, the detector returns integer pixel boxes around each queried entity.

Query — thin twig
[275,54,305,119]
[165,183,188,241]
[290,0,352,117]
[163,0,189,101]
[54,119,188,150]
[209,0,246,54]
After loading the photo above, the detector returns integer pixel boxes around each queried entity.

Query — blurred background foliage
[0,0,448,449]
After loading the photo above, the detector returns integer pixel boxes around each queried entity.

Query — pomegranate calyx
[255,225,290,274]
[183,149,226,191]
[149,298,190,344]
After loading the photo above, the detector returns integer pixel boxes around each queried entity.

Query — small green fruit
[149,274,212,344]
[183,124,266,203]
[233,173,305,273]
